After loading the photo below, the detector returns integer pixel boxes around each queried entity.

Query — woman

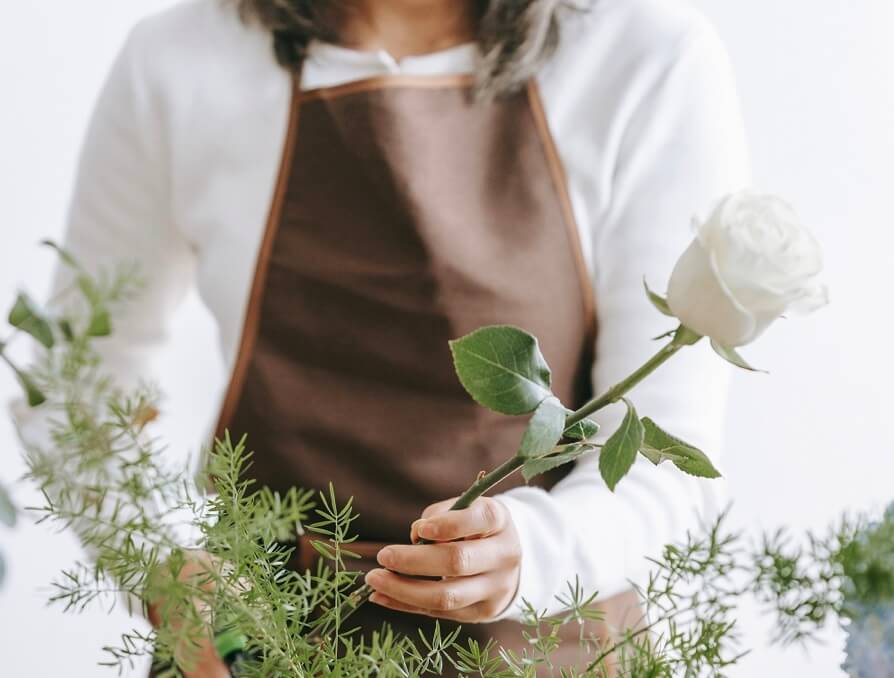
[48,0,749,673]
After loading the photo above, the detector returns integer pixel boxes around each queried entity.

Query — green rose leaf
[643,279,674,317]
[710,339,765,373]
[640,417,721,479]
[517,396,566,459]
[8,293,54,349]
[522,444,595,482]
[563,416,599,442]
[599,399,644,491]
[449,325,553,415]
[0,483,15,528]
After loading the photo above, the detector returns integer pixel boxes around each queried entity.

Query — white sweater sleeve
[50,21,195,381]
[494,21,751,619]
[9,21,197,542]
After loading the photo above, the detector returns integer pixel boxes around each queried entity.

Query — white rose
[666,191,828,347]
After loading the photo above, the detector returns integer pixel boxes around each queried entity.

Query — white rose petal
[666,191,828,347]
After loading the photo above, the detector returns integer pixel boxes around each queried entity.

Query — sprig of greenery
[3,249,470,676]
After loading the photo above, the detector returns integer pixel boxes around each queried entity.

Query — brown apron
[209,67,638,672]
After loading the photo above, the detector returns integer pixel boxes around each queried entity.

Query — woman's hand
[365,497,521,622]
[147,551,230,678]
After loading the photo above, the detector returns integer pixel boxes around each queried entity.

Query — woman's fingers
[378,530,518,577]
[383,497,524,623]
[182,648,231,678]
[368,592,502,623]
[413,497,507,543]
[420,498,457,520]
[365,568,508,615]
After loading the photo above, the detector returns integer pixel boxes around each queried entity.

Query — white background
[1,1,892,675]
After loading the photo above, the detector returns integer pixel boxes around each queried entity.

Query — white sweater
[22,0,750,620]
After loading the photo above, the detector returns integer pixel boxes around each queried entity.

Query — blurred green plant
[0,480,14,586]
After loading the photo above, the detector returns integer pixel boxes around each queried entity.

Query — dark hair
[229,0,576,98]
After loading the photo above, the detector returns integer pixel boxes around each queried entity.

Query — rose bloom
[667,191,828,347]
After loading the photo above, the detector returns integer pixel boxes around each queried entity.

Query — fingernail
[417,520,437,540]
[410,519,425,542]
[377,547,394,568]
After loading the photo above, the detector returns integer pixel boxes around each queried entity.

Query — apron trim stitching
[215,70,303,439]
[524,79,598,350]
[300,73,477,101]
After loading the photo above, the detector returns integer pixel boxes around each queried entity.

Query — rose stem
[336,326,702,623]
[566,325,700,426]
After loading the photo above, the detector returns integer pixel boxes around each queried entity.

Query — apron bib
[194,68,638,674]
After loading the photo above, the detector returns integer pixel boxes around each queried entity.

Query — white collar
[302,39,479,89]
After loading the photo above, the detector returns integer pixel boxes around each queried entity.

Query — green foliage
[0,484,13,530]
[516,396,566,459]
[643,279,674,317]
[563,415,599,441]
[0,481,13,588]
[40,239,81,268]
[750,505,894,655]
[710,339,764,373]
[0,241,139,408]
[41,239,119,338]
[605,515,747,676]
[839,505,894,610]
[599,399,644,491]
[77,276,113,337]
[522,443,594,483]
[18,331,464,675]
[9,245,879,676]
[16,339,894,677]
[8,292,55,349]
[448,325,552,415]
[0,348,47,406]
[639,418,721,479]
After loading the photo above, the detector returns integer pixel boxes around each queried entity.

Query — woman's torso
[133,0,713,383]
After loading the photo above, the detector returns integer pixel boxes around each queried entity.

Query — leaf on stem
[651,329,677,341]
[0,483,15,528]
[87,308,112,337]
[449,325,553,415]
[517,396,566,459]
[522,444,595,482]
[57,318,75,342]
[563,416,599,442]
[0,353,46,407]
[8,292,55,349]
[643,279,675,317]
[710,339,765,373]
[599,399,644,491]
[639,417,721,479]
[40,239,82,270]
